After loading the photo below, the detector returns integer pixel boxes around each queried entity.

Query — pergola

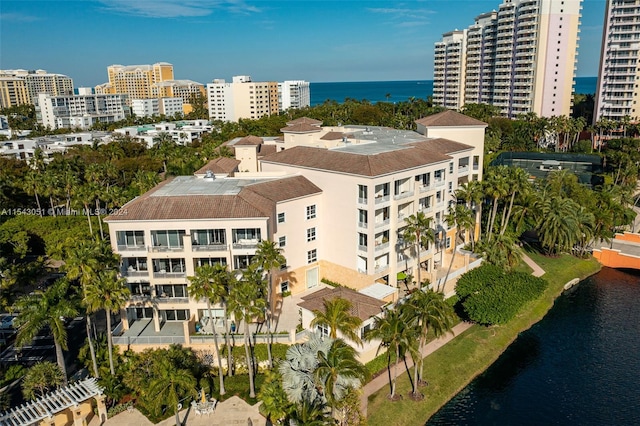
[0,377,107,426]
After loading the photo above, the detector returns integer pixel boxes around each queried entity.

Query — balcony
[192,243,227,252]
[375,218,390,228]
[375,195,390,204]
[232,239,259,249]
[357,245,368,253]
[374,242,390,252]
[130,294,152,303]
[357,197,368,205]
[358,221,369,229]
[434,179,445,187]
[153,270,186,279]
[458,165,470,174]
[150,245,184,253]
[117,245,146,252]
[156,296,190,304]
[375,264,389,273]
[122,269,149,278]
[394,190,415,201]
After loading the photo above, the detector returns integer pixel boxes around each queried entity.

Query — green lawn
[367,254,601,426]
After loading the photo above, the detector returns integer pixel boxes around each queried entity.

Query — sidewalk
[360,321,473,416]
[521,253,545,277]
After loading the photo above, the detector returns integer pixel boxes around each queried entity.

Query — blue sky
[0,1,605,86]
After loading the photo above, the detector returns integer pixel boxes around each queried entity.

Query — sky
[0,0,606,86]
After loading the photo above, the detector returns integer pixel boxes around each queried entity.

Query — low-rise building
[38,93,129,130]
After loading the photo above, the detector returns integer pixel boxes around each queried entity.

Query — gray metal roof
[151,176,275,197]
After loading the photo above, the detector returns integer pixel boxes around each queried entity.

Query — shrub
[320,278,343,287]
[457,265,548,325]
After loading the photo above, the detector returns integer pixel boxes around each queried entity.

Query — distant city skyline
[1,1,605,86]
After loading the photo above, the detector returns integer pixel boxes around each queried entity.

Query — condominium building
[95,63,174,103]
[0,77,29,109]
[594,0,640,122]
[131,97,184,118]
[278,80,311,111]
[434,0,582,117]
[0,69,74,107]
[105,111,486,354]
[38,93,129,129]
[151,80,206,114]
[207,76,279,121]
[433,30,467,110]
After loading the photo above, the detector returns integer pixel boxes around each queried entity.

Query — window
[280,281,289,293]
[448,182,453,193]
[361,323,372,339]
[307,227,316,242]
[277,212,285,223]
[449,162,454,174]
[279,236,286,247]
[151,230,185,249]
[306,205,316,220]
[317,323,330,337]
[307,249,317,264]
[117,230,145,248]
[358,184,368,201]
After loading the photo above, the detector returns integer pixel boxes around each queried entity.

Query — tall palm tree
[454,180,484,246]
[314,339,368,417]
[147,357,197,426]
[84,270,130,375]
[534,194,582,254]
[228,263,266,398]
[187,264,228,395]
[500,167,530,235]
[442,204,475,291]
[484,167,510,241]
[365,308,413,400]
[404,290,454,391]
[253,240,286,369]
[22,170,43,216]
[402,212,434,287]
[13,279,78,384]
[310,297,363,346]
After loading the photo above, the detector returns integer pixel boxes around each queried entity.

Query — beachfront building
[104,111,486,355]
[131,97,184,118]
[95,63,174,103]
[151,80,206,114]
[207,76,279,122]
[594,0,640,122]
[433,30,467,110]
[0,69,74,108]
[434,0,583,118]
[278,80,311,111]
[38,93,129,129]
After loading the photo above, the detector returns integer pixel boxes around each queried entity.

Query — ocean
[310,76,597,106]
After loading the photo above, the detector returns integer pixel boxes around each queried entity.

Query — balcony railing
[117,245,146,252]
[374,195,390,204]
[419,184,432,193]
[113,335,185,345]
[156,297,190,304]
[419,206,433,214]
[357,221,368,229]
[357,197,368,205]
[458,165,469,174]
[374,242,390,252]
[123,270,149,278]
[434,180,445,187]
[232,239,259,249]
[357,245,368,253]
[149,245,184,253]
[192,243,227,252]
[153,271,186,279]
[130,294,152,303]
[375,264,389,273]
[473,163,479,170]
[394,190,415,201]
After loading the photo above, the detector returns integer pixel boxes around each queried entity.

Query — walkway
[360,321,473,417]
[521,253,545,277]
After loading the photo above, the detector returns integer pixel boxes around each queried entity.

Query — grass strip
[367,254,601,426]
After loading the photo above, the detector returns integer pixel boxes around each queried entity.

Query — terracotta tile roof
[320,131,348,141]
[411,138,474,155]
[298,287,386,322]
[235,135,264,146]
[105,175,319,222]
[280,123,323,133]
[286,117,322,126]
[260,145,457,177]
[194,157,241,175]
[243,175,321,203]
[257,144,277,156]
[415,110,487,127]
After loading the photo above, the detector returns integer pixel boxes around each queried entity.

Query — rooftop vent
[204,170,215,181]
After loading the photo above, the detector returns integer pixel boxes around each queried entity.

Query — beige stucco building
[105,111,486,354]
[207,76,279,122]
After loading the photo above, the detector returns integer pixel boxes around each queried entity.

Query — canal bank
[366,253,602,426]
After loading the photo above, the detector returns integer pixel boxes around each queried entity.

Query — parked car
[0,315,17,329]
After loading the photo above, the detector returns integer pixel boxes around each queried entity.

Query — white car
[0,316,16,329]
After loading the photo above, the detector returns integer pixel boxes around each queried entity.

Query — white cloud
[0,12,41,22]
[367,6,435,27]
[98,0,260,19]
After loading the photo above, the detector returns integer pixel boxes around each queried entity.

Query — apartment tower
[0,69,74,107]
[594,0,640,122]
[207,76,279,121]
[278,80,311,111]
[434,0,582,118]
[96,63,174,102]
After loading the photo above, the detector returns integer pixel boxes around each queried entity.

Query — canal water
[427,267,640,425]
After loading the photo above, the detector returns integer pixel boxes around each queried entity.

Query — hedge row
[456,264,548,325]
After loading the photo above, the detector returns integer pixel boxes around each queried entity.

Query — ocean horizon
[310,76,597,106]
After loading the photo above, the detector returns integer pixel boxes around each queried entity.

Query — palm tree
[253,240,286,369]
[147,357,197,426]
[442,204,475,291]
[534,194,582,255]
[500,167,530,235]
[13,279,78,384]
[484,167,510,241]
[365,308,413,400]
[84,270,130,375]
[258,370,292,425]
[310,297,363,346]
[289,399,333,426]
[405,290,454,392]
[22,170,43,216]
[314,339,368,417]
[227,263,267,398]
[402,212,434,287]
[187,264,228,395]
[454,180,484,246]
